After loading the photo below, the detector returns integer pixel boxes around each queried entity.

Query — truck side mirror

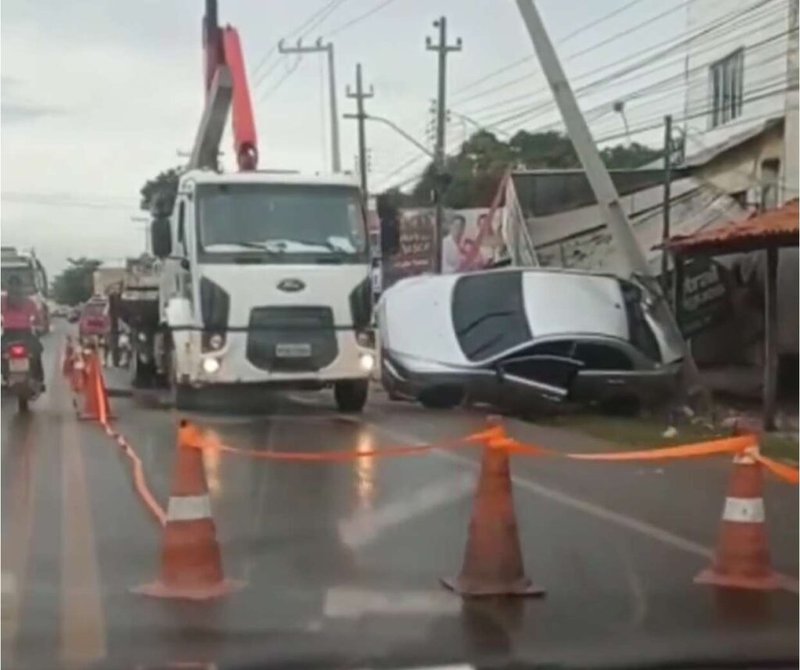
[151,217,172,259]
[380,217,400,257]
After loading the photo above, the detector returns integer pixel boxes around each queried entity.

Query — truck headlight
[359,353,375,372]
[202,357,221,374]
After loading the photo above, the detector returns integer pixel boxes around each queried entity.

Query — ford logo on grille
[277,278,305,292]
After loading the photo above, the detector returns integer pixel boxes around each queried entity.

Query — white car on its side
[376,268,684,413]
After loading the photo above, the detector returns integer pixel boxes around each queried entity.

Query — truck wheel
[131,353,155,389]
[334,379,369,413]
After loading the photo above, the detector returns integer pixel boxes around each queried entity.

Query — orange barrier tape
[563,434,758,461]
[104,425,168,527]
[755,453,800,485]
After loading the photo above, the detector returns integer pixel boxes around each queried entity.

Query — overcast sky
[1,0,687,275]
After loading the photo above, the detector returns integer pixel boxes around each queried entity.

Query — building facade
[683,0,798,205]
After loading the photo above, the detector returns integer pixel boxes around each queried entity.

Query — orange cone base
[440,576,545,597]
[132,578,244,601]
[694,567,785,591]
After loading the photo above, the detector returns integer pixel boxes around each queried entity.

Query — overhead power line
[253,0,350,90]
[324,0,399,38]
[452,0,777,108]
[463,3,786,122]
[451,0,651,97]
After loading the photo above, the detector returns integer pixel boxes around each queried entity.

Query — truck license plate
[275,343,312,358]
[9,358,29,373]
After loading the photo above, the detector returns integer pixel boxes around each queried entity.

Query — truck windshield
[1,267,36,294]
[197,183,367,262]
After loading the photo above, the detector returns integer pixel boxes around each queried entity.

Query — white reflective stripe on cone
[722,497,765,523]
[167,495,212,522]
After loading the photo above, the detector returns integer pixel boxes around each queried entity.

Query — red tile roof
[662,199,799,254]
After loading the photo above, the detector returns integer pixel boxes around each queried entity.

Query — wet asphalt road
[2,326,798,669]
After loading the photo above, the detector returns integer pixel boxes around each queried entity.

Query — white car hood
[379,274,471,367]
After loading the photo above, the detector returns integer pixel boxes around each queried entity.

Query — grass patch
[540,413,798,462]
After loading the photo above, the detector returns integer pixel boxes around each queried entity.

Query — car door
[492,340,584,410]
[570,340,646,403]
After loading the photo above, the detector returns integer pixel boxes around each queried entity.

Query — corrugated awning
[660,199,799,256]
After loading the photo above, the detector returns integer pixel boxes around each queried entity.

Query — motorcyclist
[1,275,45,388]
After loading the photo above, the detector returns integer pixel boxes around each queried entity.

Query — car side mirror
[380,217,400,257]
[151,217,172,259]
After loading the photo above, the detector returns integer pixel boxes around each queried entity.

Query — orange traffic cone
[442,439,544,597]
[78,351,101,421]
[133,421,243,600]
[695,446,784,591]
[62,336,75,377]
[69,347,85,393]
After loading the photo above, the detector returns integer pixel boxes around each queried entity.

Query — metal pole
[763,246,779,430]
[327,44,341,173]
[426,17,461,274]
[662,114,673,295]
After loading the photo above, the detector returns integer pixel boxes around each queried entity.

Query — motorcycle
[2,340,43,412]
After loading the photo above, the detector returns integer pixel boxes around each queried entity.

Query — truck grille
[246,306,338,372]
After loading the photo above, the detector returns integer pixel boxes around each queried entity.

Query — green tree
[140,167,181,214]
[399,129,661,208]
[51,258,102,306]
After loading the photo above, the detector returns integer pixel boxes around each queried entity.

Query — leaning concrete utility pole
[426,17,461,273]
[278,38,342,173]
[514,0,704,400]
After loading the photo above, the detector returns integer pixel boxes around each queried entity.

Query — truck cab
[151,169,374,411]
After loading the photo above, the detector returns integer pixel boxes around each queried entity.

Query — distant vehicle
[376,268,684,413]
[79,298,110,340]
[51,305,69,318]
[67,307,81,323]
[1,247,50,335]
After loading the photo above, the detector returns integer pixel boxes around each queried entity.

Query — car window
[530,340,575,357]
[501,355,581,390]
[452,271,532,361]
[574,342,634,371]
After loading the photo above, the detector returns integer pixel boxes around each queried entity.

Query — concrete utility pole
[514,0,704,404]
[345,64,374,198]
[662,114,673,295]
[426,17,461,273]
[278,38,341,173]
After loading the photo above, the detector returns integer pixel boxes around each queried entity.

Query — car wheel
[419,386,464,410]
[334,379,369,413]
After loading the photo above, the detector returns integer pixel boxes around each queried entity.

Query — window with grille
[709,49,745,128]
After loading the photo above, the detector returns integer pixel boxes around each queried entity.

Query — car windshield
[1,267,36,294]
[197,183,366,261]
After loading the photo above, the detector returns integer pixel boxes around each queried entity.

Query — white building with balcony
[682,0,798,207]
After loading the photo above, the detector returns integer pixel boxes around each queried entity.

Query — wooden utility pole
[345,64,374,198]
[514,0,705,405]
[278,38,341,172]
[426,17,461,273]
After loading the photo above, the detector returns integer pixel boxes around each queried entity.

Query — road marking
[60,397,107,666]
[371,423,800,595]
[338,472,475,549]
[1,419,39,663]
[323,586,460,618]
